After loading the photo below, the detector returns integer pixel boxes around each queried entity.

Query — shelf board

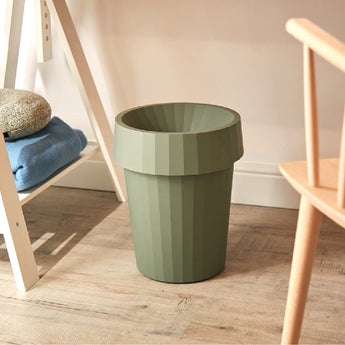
[18,144,100,206]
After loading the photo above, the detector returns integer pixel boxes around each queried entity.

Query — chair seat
[280,158,345,228]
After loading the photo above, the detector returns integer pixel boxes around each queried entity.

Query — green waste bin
[114,103,243,283]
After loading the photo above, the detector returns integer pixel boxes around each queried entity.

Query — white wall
[2,0,345,208]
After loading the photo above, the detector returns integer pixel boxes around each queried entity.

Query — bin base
[126,167,233,283]
[137,265,225,284]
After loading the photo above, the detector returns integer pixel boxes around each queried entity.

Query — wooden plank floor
[0,187,344,344]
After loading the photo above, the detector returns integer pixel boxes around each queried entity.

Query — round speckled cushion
[0,88,51,141]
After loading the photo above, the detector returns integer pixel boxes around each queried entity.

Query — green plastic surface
[125,167,233,283]
[113,103,243,283]
[114,103,243,176]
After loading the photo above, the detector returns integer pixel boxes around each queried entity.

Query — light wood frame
[0,0,25,88]
[280,18,345,344]
[0,0,127,291]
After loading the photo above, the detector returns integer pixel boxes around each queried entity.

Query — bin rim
[115,102,241,136]
[114,102,243,176]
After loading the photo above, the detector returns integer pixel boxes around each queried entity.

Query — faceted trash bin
[114,103,243,283]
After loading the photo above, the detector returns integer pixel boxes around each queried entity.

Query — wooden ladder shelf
[0,0,127,291]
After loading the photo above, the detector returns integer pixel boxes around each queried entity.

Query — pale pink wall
[9,0,345,165]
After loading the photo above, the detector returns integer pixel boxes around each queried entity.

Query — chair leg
[281,196,323,344]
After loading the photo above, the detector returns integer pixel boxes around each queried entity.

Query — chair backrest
[286,18,345,207]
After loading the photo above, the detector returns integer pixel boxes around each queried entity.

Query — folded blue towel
[5,117,87,191]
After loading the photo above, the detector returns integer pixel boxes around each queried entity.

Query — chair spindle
[337,105,345,208]
[303,45,320,187]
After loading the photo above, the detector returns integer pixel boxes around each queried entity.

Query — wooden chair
[280,19,345,344]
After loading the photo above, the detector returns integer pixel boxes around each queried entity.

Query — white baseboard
[53,159,115,192]
[231,162,299,209]
[54,160,300,209]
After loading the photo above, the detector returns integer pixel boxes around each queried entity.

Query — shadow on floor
[0,187,120,277]
[219,203,345,279]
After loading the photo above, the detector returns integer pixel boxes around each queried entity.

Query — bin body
[114,103,243,283]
